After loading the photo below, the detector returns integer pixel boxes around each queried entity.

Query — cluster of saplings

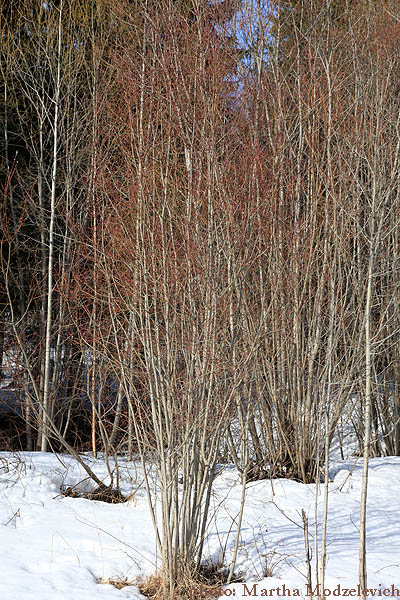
[1,0,399,597]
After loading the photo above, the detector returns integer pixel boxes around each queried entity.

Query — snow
[0,450,399,599]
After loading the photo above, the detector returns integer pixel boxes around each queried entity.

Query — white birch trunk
[41,2,63,452]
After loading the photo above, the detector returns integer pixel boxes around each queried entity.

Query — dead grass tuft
[263,549,287,577]
[137,574,164,599]
[98,576,135,589]
[137,561,243,600]
[61,483,127,503]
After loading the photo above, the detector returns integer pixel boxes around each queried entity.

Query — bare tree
[88,1,248,594]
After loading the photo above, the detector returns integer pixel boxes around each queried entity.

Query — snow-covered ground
[0,448,399,599]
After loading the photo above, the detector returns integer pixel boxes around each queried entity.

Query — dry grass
[138,573,224,600]
[99,557,242,599]
[98,576,135,589]
[137,561,242,600]
[263,549,286,577]
[61,483,127,503]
